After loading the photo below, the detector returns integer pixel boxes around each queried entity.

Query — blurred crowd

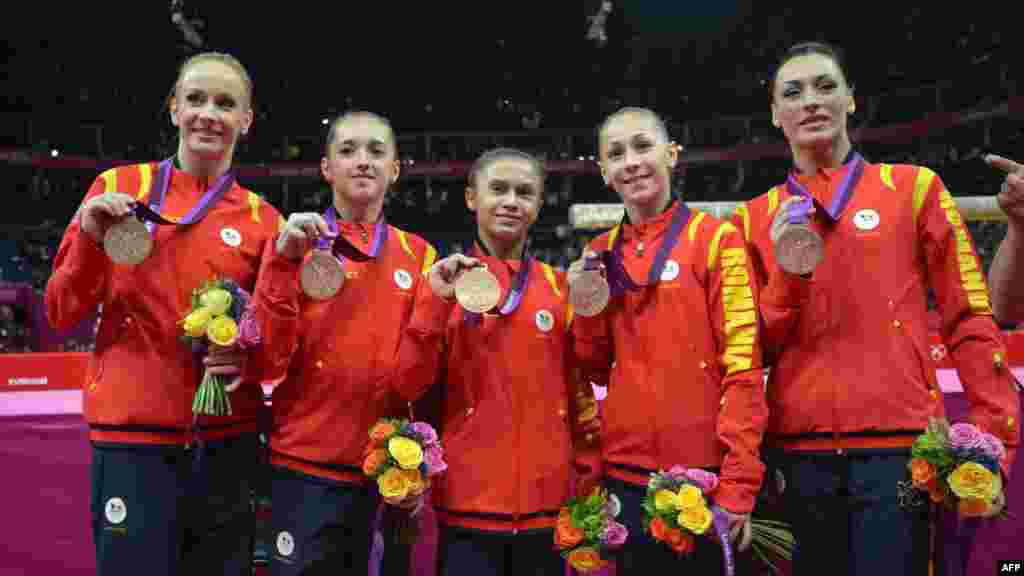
[2,20,1022,351]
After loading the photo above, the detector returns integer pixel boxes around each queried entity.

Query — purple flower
[948,422,986,454]
[685,469,720,493]
[235,286,252,305]
[237,308,261,349]
[604,493,621,518]
[981,432,1007,461]
[600,520,628,548]
[410,422,438,446]
[424,444,447,476]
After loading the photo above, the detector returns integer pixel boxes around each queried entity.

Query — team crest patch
[220,227,242,247]
[276,531,296,557]
[105,497,127,525]
[853,209,880,231]
[661,259,680,282]
[394,269,413,290]
[535,309,554,333]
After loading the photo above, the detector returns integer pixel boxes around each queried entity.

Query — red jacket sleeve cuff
[763,268,812,309]
[262,251,303,312]
[408,282,455,335]
[712,480,758,515]
[69,230,110,281]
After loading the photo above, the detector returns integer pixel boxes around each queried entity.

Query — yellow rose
[388,436,424,470]
[199,288,233,316]
[676,485,705,510]
[377,467,410,501]
[206,316,239,347]
[399,468,427,496]
[654,489,680,512]
[181,307,213,338]
[677,505,712,535]
[948,462,1000,502]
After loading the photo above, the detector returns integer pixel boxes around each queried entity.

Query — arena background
[0,2,1022,574]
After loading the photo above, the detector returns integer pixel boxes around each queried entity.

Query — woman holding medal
[731,42,1020,574]
[392,148,602,576]
[566,106,768,573]
[252,111,436,576]
[45,52,283,576]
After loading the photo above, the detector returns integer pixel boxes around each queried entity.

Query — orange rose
[566,547,605,573]
[362,449,389,476]
[555,511,584,549]
[910,458,935,488]
[369,421,396,446]
[958,498,990,517]
[668,530,694,555]
[649,517,669,542]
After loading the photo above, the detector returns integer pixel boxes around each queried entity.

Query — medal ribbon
[463,242,532,326]
[785,152,865,225]
[132,157,237,234]
[583,200,690,297]
[319,205,388,262]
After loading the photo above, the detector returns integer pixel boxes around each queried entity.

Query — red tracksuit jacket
[253,219,437,484]
[46,161,282,445]
[393,249,602,532]
[733,159,1020,474]
[572,200,769,514]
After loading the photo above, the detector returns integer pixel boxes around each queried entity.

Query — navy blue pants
[90,435,258,576]
[605,476,726,573]
[437,525,564,576]
[778,450,930,576]
[269,466,410,576]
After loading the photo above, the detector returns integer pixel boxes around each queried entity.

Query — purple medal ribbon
[784,152,865,225]
[584,201,691,297]
[133,157,237,233]
[463,243,532,327]
[319,205,388,263]
[710,505,736,576]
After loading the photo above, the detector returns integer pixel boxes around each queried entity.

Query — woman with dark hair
[731,42,1020,574]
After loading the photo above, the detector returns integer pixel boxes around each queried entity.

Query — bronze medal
[569,270,610,317]
[103,217,153,266]
[300,250,345,300]
[454,267,501,314]
[774,224,823,276]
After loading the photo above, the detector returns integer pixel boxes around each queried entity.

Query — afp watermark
[999,560,1023,573]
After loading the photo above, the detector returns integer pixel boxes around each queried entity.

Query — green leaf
[751,543,782,574]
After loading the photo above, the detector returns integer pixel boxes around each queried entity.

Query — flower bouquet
[901,418,1008,517]
[363,418,447,543]
[179,277,260,416]
[642,466,794,576]
[554,486,628,573]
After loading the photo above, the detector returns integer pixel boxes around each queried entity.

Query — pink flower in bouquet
[409,422,438,445]
[600,520,628,547]
[666,465,689,482]
[237,307,261,348]
[981,432,1007,461]
[424,444,447,475]
[949,422,985,452]
[685,468,719,493]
